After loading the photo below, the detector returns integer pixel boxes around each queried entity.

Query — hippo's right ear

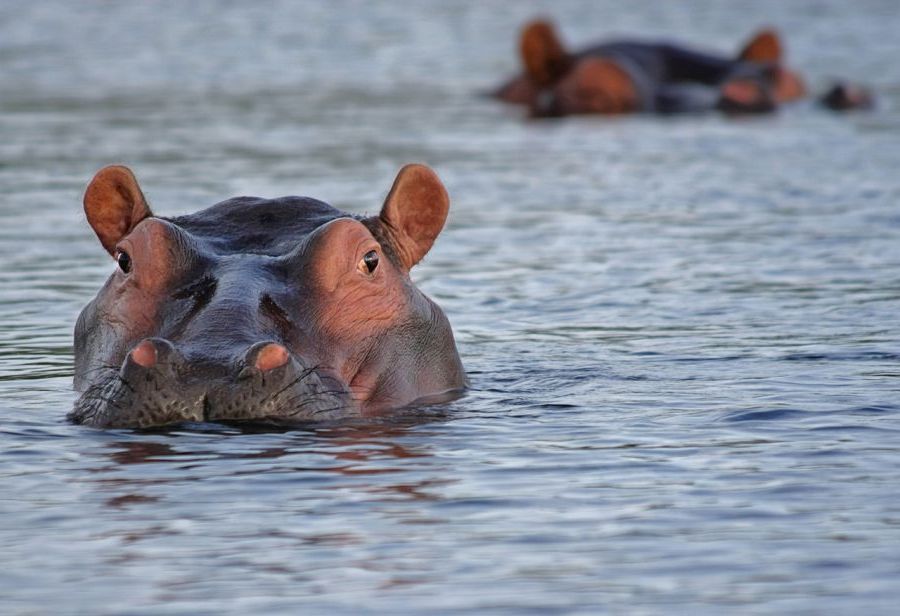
[374,164,449,270]
[83,165,154,256]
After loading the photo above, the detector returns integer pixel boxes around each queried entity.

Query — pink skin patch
[255,343,290,372]
[130,340,157,368]
[721,80,761,106]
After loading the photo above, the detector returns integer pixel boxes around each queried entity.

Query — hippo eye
[116,250,132,274]
[359,250,379,275]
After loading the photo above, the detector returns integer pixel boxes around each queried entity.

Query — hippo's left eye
[358,250,379,275]
[116,250,132,274]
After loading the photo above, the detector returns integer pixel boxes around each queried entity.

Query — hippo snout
[70,338,351,428]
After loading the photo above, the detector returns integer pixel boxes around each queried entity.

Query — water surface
[2,1,900,613]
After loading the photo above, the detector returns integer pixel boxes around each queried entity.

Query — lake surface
[2,0,900,613]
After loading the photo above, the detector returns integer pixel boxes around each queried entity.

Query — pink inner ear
[84,166,153,255]
[379,164,449,270]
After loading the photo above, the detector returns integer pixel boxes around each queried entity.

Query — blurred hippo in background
[71,164,466,428]
[495,19,872,117]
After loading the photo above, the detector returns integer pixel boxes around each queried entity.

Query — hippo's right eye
[116,250,132,274]
[358,250,379,275]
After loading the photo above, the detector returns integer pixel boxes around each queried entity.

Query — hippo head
[70,164,466,428]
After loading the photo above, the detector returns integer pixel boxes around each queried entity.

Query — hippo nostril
[130,339,158,368]
[125,338,179,373]
[254,342,290,372]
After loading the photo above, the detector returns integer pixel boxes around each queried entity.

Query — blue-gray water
[2,1,900,613]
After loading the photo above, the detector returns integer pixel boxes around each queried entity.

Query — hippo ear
[84,165,154,256]
[520,19,570,87]
[376,164,449,270]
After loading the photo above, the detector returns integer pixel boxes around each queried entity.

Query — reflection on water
[2,0,900,613]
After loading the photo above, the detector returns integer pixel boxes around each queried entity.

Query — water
[2,0,900,613]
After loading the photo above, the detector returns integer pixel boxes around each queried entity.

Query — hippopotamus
[492,19,858,117]
[70,164,466,428]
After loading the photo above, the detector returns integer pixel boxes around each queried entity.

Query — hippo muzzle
[71,164,466,429]
[71,338,350,428]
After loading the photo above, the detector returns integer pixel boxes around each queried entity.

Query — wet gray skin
[70,165,466,428]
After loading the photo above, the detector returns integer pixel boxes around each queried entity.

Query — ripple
[2,0,900,613]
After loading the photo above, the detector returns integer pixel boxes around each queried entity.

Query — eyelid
[357,238,380,256]
[355,241,380,264]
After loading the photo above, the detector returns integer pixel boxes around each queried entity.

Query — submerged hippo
[494,20,806,116]
[494,19,870,117]
[71,164,466,428]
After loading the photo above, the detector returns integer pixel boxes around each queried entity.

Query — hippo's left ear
[374,164,449,270]
[84,165,154,256]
